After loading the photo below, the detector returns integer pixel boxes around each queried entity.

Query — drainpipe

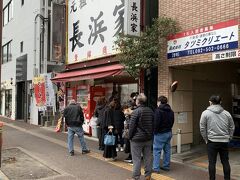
[43,0,49,74]
[0,0,3,112]
[34,14,48,76]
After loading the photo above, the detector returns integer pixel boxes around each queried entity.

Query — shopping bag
[55,116,63,132]
[104,132,116,146]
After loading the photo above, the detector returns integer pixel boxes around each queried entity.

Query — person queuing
[200,95,235,180]
[63,99,90,156]
[113,99,125,152]
[102,100,117,161]
[127,93,154,180]
[152,96,174,173]
[122,104,133,164]
[94,96,107,151]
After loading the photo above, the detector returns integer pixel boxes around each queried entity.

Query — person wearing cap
[152,96,174,174]
[63,99,90,156]
[200,95,235,180]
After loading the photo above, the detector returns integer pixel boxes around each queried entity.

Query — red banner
[33,77,46,106]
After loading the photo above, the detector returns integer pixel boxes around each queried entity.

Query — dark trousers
[116,129,124,147]
[97,127,104,149]
[207,141,231,180]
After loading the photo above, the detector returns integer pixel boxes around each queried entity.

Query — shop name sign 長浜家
[67,0,125,64]
[167,20,239,59]
[212,49,240,61]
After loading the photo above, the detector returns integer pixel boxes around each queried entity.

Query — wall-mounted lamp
[170,81,178,92]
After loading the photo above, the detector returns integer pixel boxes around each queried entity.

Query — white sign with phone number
[212,49,240,61]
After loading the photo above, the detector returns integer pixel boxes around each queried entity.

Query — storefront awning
[51,64,124,82]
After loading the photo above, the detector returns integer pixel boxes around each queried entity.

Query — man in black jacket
[128,93,153,180]
[63,99,90,156]
[152,96,174,173]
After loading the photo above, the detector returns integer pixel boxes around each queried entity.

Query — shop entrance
[172,61,240,147]
[193,80,232,145]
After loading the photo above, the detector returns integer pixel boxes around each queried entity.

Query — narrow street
[0,118,227,180]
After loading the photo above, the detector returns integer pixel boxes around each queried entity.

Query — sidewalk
[0,116,235,180]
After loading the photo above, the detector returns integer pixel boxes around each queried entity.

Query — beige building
[158,0,240,151]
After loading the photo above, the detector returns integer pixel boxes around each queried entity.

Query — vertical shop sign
[51,3,65,63]
[124,0,141,37]
[33,76,46,107]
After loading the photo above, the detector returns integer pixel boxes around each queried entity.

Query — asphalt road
[0,118,227,180]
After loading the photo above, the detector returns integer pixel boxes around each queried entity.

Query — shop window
[3,0,14,26]
[5,89,12,117]
[2,41,12,64]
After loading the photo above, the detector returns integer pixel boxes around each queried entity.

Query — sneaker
[160,167,170,171]
[82,149,90,154]
[116,148,119,152]
[128,160,133,165]
[152,169,160,174]
[124,157,133,163]
[120,147,124,152]
[70,151,74,156]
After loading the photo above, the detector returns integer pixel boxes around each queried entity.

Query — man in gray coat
[200,95,235,180]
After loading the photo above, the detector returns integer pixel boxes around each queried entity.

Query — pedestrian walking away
[63,99,90,156]
[200,95,235,180]
[152,96,174,173]
[127,93,154,180]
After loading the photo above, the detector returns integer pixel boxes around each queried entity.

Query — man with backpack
[152,96,174,174]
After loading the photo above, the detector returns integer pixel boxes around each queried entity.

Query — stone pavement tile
[0,169,9,180]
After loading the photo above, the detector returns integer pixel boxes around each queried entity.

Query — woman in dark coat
[94,96,107,150]
[102,100,117,160]
[113,100,125,152]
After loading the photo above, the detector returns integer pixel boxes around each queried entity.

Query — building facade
[1,0,64,125]
[158,0,240,151]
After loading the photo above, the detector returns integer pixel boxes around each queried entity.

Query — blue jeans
[67,126,88,152]
[152,131,172,171]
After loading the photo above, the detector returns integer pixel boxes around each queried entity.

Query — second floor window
[2,41,12,64]
[3,0,14,26]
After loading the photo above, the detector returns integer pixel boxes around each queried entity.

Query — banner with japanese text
[33,76,46,107]
[124,0,141,37]
[43,73,55,107]
[167,20,239,59]
[67,0,125,64]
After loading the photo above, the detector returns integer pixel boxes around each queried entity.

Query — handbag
[104,132,116,146]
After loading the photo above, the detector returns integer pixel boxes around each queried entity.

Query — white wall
[2,0,42,123]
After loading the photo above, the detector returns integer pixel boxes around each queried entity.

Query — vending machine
[73,85,105,135]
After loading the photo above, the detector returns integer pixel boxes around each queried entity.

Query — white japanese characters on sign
[212,49,240,61]
[67,0,125,64]
[124,0,141,37]
[167,20,239,59]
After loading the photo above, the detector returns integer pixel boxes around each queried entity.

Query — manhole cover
[1,148,59,179]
